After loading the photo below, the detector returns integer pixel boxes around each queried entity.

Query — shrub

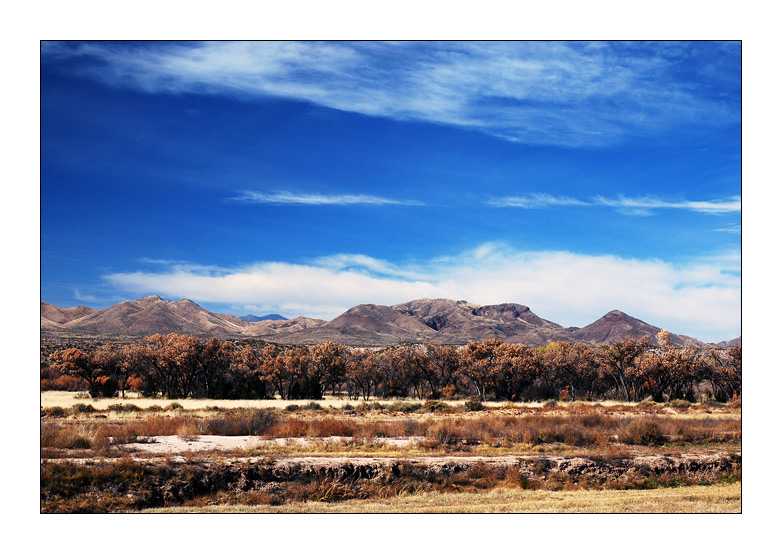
[703,399,726,407]
[203,409,279,436]
[426,420,461,446]
[41,423,96,450]
[387,401,421,413]
[165,402,184,411]
[71,403,96,414]
[146,405,163,412]
[543,399,558,408]
[66,436,92,449]
[41,406,66,418]
[420,400,453,413]
[426,420,479,446]
[621,417,666,446]
[355,401,384,412]
[108,404,141,413]
[463,399,485,412]
[669,399,691,409]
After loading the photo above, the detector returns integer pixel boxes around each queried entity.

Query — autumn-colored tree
[283,347,321,399]
[708,344,741,400]
[724,345,742,398]
[540,341,600,401]
[490,342,540,401]
[260,346,304,399]
[596,336,652,401]
[197,337,233,397]
[91,344,125,397]
[310,342,347,396]
[140,334,182,397]
[635,331,700,401]
[375,347,408,398]
[418,342,460,398]
[215,343,265,399]
[113,344,147,397]
[48,348,103,397]
[407,348,439,399]
[345,349,379,400]
[141,334,226,398]
[458,339,504,401]
[393,346,430,399]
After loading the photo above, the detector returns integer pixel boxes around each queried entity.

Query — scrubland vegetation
[40,331,740,513]
[40,396,740,513]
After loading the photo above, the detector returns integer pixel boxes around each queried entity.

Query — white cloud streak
[593,195,741,214]
[41,41,740,148]
[487,193,588,208]
[231,190,423,206]
[489,194,741,215]
[104,244,741,342]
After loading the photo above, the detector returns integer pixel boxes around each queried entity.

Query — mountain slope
[572,310,703,347]
[712,336,741,348]
[41,302,96,329]
[46,296,247,336]
[40,296,719,346]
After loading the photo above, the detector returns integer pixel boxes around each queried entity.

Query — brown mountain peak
[137,295,166,304]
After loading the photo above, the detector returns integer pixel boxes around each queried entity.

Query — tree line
[41,331,741,402]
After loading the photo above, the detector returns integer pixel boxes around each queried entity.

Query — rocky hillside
[41,296,724,347]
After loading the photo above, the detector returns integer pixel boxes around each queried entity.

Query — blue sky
[40,41,741,342]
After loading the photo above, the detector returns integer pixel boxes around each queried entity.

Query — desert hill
[713,336,742,348]
[42,296,247,336]
[40,296,730,347]
[40,302,96,330]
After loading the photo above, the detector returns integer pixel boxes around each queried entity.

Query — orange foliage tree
[48,348,102,397]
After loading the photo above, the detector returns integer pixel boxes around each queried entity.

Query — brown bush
[620,417,666,446]
[202,409,279,436]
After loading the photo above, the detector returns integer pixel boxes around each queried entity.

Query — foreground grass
[141,481,741,513]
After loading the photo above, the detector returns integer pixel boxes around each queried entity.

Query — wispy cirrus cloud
[593,195,741,215]
[714,224,742,234]
[486,193,588,208]
[41,41,740,148]
[488,193,740,216]
[230,190,423,206]
[104,243,741,342]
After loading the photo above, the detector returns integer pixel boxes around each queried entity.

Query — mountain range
[239,314,288,322]
[40,296,739,348]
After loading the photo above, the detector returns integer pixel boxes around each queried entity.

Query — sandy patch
[118,434,426,454]
[40,390,651,410]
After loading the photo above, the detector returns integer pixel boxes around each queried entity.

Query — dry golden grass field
[141,481,741,513]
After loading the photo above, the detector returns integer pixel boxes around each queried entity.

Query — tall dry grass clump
[620,418,666,446]
[202,409,279,436]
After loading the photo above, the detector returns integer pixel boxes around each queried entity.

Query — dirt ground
[115,434,426,454]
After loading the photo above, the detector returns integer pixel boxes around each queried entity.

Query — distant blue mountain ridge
[239,314,288,322]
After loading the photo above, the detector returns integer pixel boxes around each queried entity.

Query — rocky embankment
[47,451,740,483]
